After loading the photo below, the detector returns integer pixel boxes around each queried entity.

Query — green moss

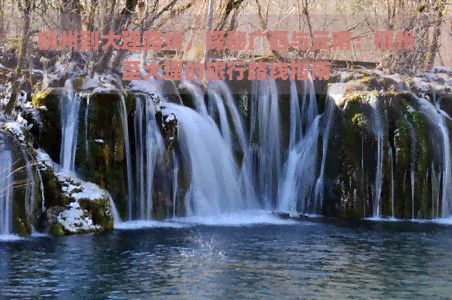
[361,76,370,85]
[73,76,84,90]
[346,94,365,105]
[50,223,65,237]
[14,217,31,236]
[352,113,367,127]
[31,88,52,107]
[78,198,114,230]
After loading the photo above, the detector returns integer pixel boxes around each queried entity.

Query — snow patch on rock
[2,122,26,142]
[57,203,101,233]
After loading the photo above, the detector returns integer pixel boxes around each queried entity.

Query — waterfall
[431,163,441,218]
[118,94,134,221]
[277,116,320,213]
[249,79,281,209]
[303,75,318,135]
[172,151,179,218]
[436,99,452,218]
[406,118,417,219]
[370,98,384,218]
[289,81,302,148]
[108,193,121,224]
[84,95,90,159]
[130,94,164,220]
[408,93,452,218]
[181,81,208,115]
[134,96,145,219]
[207,90,232,145]
[163,103,247,216]
[0,142,13,235]
[389,147,395,218]
[313,84,343,213]
[60,93,82,172]
[210,81,255,202]
[277,76,326,214]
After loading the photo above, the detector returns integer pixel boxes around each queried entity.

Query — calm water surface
[1,214,452,300]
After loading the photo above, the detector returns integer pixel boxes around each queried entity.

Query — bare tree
[5,0,34,115]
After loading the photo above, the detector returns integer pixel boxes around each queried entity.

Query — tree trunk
[5,0,31,115]
[205,0,214,63]
[426,2,445,70]
[0,0,4,42]
[61,0,82,32]
[96,0,139,73]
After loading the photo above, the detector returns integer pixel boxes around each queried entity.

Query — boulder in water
[36,149,114,236]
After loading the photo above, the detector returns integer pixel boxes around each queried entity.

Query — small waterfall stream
[408,93,452,219]
[436,97,452,218]
[60,93,82,172]
[118,93,134,222]
[371,98,384,218]
[0,140,13,235]
[131,94,164,220]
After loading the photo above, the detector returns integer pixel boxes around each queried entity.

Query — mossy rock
[31,88,66,162]
[0,129,43,236]
[50,223,65,237]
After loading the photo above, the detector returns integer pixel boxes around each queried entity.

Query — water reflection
[0,223,452,299]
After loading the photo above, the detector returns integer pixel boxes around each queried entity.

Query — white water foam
[174,210,299,226]
[0,235,23,242]
[114,220,189,230]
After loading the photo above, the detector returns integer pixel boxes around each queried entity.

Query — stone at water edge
[36,149,115,236]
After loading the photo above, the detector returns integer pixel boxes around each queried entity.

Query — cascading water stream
[389,147,395,218]
[289,81,302,148]
[210,81,255,201]
[407,93,452,218]
[163,103,248,216]
[436,96,452,217]
[207,90,232,145]
[118,93,133,222]
[431,162,441,218]
[249,79,281,209]
[60,91,123,224]
[277,76,324,214]
[0,141,13,235]
[405,116,417,219]
[84,95,90,159]
[60,93,82,172]
[181,81,208,116]
[312,83,345,213]
[277,116,320,213]
[370,98,384,218]
[172,151,179,218]
[131,94,164,220]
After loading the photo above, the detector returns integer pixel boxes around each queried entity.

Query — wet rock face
[1,123,43,236]
[74,92,130,220]
[156,109,178,151]
[330,68,452,220]
[29,88,65,162]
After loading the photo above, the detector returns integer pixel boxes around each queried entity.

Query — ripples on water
[1,213,452,299]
